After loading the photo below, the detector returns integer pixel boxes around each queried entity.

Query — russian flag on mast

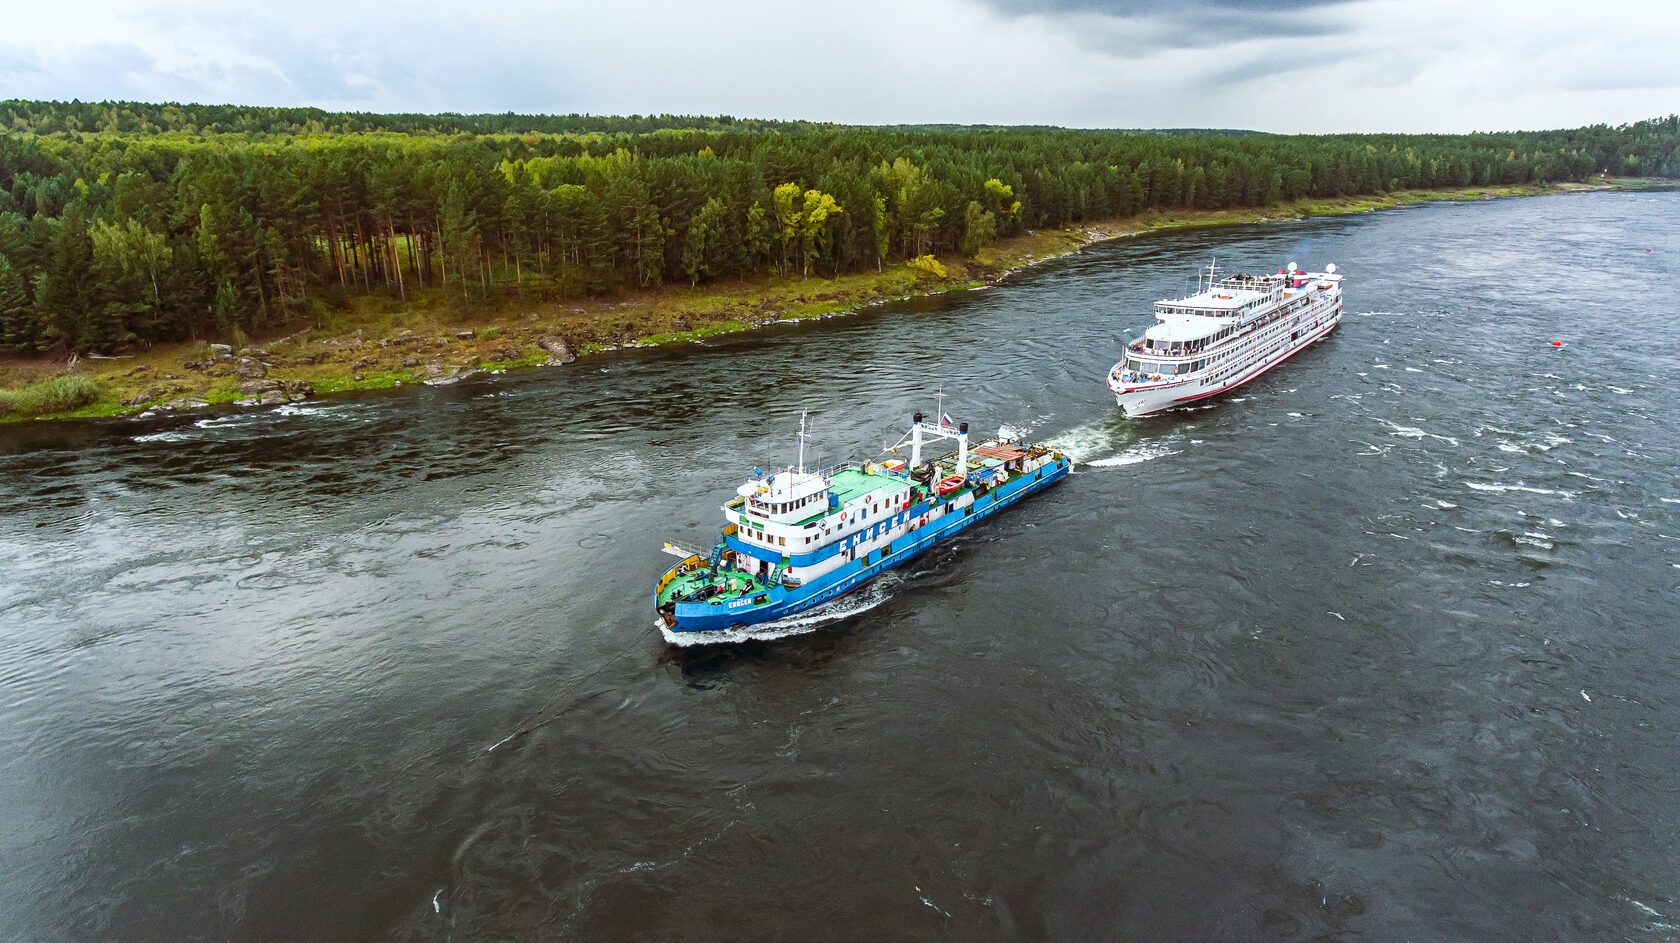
[941,412,954,427]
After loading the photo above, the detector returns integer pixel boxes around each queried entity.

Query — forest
[2,100,1676,355]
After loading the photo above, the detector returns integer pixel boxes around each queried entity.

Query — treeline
[1,100,839,138]
[1,99,1270,139]
[1,102,1676,355]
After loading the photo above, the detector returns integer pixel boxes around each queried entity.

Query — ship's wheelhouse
[739,469,833,525]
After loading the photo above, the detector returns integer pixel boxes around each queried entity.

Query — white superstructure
[1106,261,1344,417]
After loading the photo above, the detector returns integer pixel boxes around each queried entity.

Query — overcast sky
[2,0,1675,133]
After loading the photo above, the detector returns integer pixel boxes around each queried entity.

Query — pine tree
[0,254,35,353]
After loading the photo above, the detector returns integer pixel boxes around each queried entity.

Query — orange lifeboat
[936,475,965,495]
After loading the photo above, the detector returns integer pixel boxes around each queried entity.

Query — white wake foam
[132,429,195,443]
[1043,422,1123,464]
[1383,421,1460,446]
[1466,481,1577,498]
[1088,443,1183,468]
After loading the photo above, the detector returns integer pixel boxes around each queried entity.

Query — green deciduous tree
[798,189,841,278]
[961,200,996,258]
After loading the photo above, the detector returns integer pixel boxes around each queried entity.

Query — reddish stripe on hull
[1165,315,1341,408]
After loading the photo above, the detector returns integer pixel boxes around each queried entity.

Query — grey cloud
[1555,46,1680,92]
[0,41,170,98]
[972,0,1356,53]
[978,0,1344,13]
[0,42,47,80]
[1194,42,1360,90]
[5,0,1676,135]
[134,3,605,113]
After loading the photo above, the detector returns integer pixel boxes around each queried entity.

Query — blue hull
[666,456,1071,636]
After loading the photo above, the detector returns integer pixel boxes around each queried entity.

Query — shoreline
[0,178,1663,425]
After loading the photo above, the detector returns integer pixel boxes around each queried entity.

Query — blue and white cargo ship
[655,410,1070,641]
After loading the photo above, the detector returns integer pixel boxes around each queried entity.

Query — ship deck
[657,563,768,607]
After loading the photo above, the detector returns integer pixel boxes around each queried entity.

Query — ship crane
[887,411,970,478]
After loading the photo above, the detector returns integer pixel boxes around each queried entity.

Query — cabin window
[778,536,786,546]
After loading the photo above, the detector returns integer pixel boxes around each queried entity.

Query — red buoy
[1552,340,1563,347]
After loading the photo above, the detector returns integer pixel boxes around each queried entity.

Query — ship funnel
[913,412,923,425]
[959,422,969,434]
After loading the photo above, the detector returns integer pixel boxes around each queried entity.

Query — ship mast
[796,409,808,473]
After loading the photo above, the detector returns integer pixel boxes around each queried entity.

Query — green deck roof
[828,467,911,503]
[787,467,911,523]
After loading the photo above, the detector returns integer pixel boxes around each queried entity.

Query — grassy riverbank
[0,178,1660,423]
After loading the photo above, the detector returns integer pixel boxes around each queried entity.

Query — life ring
[936,475,964,495]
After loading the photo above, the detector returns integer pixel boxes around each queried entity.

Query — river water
[2,191,1677,941]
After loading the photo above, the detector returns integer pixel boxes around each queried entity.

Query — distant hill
[869,124,1264,136]
[0,100,838,136]
[0,100,1274,138]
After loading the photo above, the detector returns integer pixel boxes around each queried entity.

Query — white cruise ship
[1106,261,1344,417]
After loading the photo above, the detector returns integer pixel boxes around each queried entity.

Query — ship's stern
[667,590,784,637]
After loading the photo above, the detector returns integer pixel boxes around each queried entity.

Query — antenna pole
[797,409,807,473]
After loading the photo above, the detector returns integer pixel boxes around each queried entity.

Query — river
[2,190,1677,941]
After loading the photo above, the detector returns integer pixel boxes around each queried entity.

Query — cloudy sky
[2,0,1675,133]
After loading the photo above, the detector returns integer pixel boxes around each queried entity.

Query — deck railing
[657,554,703,593]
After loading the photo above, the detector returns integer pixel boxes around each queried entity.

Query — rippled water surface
[3,191,1678,941]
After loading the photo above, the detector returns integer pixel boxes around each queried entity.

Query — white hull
[1116,304,1341,416]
